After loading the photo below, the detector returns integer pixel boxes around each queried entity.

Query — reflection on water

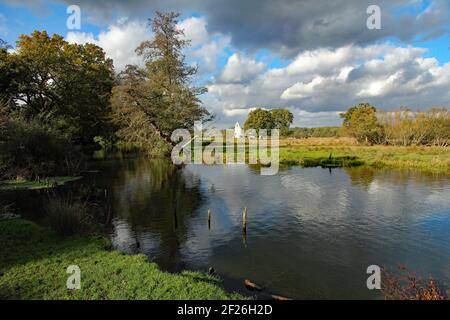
[87,158,450,299]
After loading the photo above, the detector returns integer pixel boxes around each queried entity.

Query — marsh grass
[279,142,450,173]
[191,138,449,172]
[45,196,95,236]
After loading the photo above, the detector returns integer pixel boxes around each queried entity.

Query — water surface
[85,159,450,299]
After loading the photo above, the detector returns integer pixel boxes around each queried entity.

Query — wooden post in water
[208,209,211,229]
[242,229,247,248]
[242,207,247,233]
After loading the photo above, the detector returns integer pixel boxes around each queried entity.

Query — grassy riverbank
[0,176,83,191]
[279,138,450,173]
[0,218,244,300]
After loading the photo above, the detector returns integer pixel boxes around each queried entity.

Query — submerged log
[244,279,262,291]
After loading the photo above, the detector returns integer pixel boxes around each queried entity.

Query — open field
[0,218,245,300]
[279,138,450,173]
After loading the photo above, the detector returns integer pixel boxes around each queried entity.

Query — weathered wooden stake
[208,209,211,229]
[242,231,247,248]
[242,207,247,232]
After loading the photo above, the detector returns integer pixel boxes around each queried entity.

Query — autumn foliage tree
[0,31,114,179]
[340,103,383,144]
[5,31,115,145]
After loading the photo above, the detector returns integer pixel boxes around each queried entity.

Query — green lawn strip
[0,219,246,300]
[0,176,83,191]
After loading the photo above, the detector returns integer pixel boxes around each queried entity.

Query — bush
[0,118,84,180]
[382,266,449,300]
[45,196,94,236]
[378,108,450,146]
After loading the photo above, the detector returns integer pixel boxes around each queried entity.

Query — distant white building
[234,122,244,138]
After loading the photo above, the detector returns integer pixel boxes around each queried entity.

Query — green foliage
[111,12,211,156]
[0,30,115,179]
[0,219,246,300]
[270,109,293,135]
[244,108,274,133]
[347,104,384,144]
[3,31,115,145]
[0,117,83,180]
[340,103,375,128]
[244,108,293,135]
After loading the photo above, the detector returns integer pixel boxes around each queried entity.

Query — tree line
[341,103,450,146]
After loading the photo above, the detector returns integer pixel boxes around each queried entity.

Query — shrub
[0,118,84,180]
[382,266,449,300]
[45,197,94,236]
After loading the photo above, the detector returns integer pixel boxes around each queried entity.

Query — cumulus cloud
[54,0,450,55]
[66,19,150,71]
[207,44,450,123]
[52,0,450,127]
[294,110,343,127]
[177,16,209,48]
[220,53,265,83]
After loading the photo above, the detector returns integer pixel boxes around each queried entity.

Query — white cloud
[191,34,231,73]
[294,110,343,127]
[220,53,265,83]
[66,19,150,71]
[207,43,450,127]
[176,16,231,74]
[177,16,209,48]
[66,15,450,128]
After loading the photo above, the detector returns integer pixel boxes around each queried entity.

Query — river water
[83,158,450,299]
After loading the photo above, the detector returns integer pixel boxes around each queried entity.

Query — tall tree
[344,103,383,144]
[3,31,115,145]
[270,109,293,135]
[111,11,211,154]
[340,103,375,127]
[244,108,274,134]
[0,39,16,107]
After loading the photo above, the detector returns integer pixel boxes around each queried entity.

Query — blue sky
[1,0,449,127]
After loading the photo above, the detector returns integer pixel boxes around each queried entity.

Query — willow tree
[111,12,211,155]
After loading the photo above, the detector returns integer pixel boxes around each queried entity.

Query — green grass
[0,219,245,300]
[279,145,450,173]
[194,140,450,173]
[0,176,83,191]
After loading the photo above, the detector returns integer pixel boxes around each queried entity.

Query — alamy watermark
[171,122,280,175]
[367,5,381,30]
[66,265,81,290]
[366,265,381,290]
[66,5,81,30]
